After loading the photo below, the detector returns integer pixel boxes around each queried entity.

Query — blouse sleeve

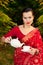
[34,30,43,52]
[4,26,17,38]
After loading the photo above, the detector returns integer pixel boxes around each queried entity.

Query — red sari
[4,26,43,65]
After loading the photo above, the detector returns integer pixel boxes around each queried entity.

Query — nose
[26,18,29,21]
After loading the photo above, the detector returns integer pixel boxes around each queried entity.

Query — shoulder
[31,26,37,31]
[8,26,19,32]
[34,27,41,36]
[12,26,18,30]
[32,26,42,37]
[32,26,39,31]
[32,26,41,34]
[13,25,23,29]
[18,25,23,28]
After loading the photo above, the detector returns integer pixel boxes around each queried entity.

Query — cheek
[30,18,34,21]
[23,19,27,22]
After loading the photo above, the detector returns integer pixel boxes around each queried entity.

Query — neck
[23,24,31,28]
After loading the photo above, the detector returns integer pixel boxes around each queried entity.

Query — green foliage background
[0,0,43,36]
[0,0,43,65]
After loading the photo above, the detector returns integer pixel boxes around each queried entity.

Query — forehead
[22,11,33,17]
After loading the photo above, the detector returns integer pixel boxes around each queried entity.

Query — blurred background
[0,0,43,65]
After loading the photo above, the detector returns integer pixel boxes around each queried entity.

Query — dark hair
[21,7,34,16]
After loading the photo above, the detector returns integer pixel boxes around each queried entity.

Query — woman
[1,8,43,65]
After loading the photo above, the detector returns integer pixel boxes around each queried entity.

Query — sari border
[21,28,38,43]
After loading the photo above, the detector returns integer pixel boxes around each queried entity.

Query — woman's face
[22,11,34,26]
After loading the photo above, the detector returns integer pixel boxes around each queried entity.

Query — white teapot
[10,38,24,48]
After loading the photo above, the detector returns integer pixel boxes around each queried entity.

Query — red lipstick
[26,22,30,24]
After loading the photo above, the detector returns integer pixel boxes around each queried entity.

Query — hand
[21,46,39,55]
[5,36,12,43]
[34,48,39,54]
[1,36,12,43]
[29,48,39,55]
[1,36,5,43]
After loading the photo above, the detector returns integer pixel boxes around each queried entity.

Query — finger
[21,49,27,52]
[9,36,12,40]
[7,37,12,41]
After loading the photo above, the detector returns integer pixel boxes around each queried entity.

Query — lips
[26,22,30,24]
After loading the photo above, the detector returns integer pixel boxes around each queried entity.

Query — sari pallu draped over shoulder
[21,28,38,43]
[14,28,43,65]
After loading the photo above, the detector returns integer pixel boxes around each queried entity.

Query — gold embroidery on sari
[22,28,38,43]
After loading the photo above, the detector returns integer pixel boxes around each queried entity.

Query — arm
[1,26,17,43]
[21,45,38,55]
[34,30,43,52]
[4,26,17,37]
[29,30,43,55]
[21,30,43,55]
[1,26,24,48]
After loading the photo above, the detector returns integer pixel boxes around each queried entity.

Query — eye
[28,17,31,18]
[24,17,27,19]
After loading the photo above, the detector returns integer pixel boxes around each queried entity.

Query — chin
[26,23,31,26]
